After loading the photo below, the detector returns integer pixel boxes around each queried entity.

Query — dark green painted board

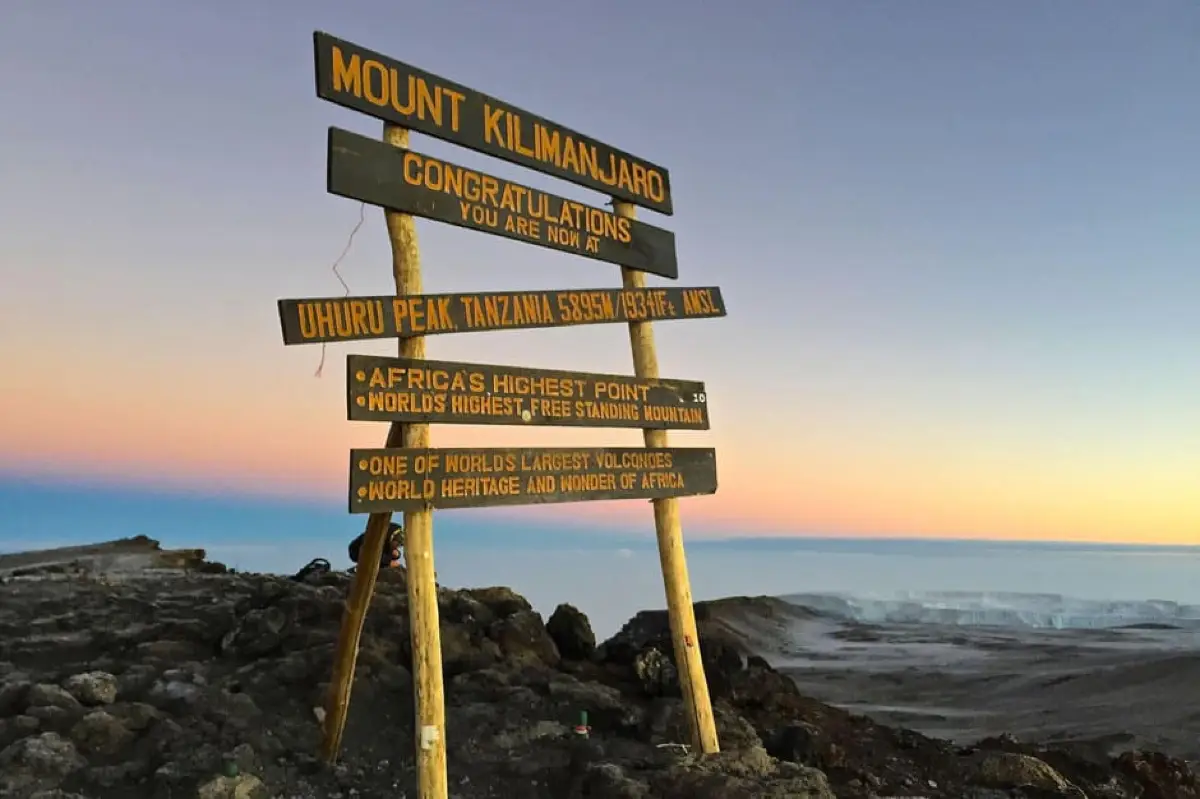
[349,447,718,513]
[314,31,673,215]
[327,127,678,278]
[277,287,726,344]
[347,354,710,430]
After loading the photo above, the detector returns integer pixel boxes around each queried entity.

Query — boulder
[196,773,268,799]
[0,732,87,794]
[546,603,596,660]
[69,709,134,755]
[28,684,82,711]
[62,671,119,706]
[489,610,560,669]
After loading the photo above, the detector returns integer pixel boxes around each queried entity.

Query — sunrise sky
[2,1,1197,545]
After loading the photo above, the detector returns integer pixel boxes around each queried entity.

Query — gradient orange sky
[2,2,1197,545]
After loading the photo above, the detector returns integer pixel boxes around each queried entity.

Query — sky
[1,0,1197,545]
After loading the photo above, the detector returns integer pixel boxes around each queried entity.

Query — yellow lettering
[297,299,388,340]
[511,113,535,157]
[365,478,430,502]
[578,143,602,183]
[388,72,416,115]
[640,471,685,490]
[561,136,580,174]
[615,217,632,244]
[331,47,360,95]
[483,104,505,147]
[365,390,448,415]
[402,153,422,186]
[646,170,666,203]
[362,59,388,106]
[396,147,642,255]
[444,90,465,132]
[365,454,408,476]
[683,288,719,316]
[536,127,561,166]
[525,474,556,494]
[427,296,455,331]
[416,78,442,125]
[297,304,317,339]
[326,40,669,209]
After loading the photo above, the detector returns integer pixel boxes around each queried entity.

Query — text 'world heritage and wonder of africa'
[327,128,678,278]
[277,287,725,344]
[346,355,709,430]
[314,32,673,215]
[349,447,718,513]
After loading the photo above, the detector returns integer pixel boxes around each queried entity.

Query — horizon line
[2,472,1196,551]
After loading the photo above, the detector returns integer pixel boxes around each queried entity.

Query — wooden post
[614,200,720,755]
[319,497,399,761]
[383,122,449,799]
[320,123,449,799]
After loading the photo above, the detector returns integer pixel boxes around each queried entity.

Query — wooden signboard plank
[348,446,717,514]
[327,127,679,279]
[347,355,710,430]
[313,31,673,215]
[277,287,725,345]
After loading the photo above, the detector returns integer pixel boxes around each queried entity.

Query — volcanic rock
[0,538,1195,798]
[547,603,597,660]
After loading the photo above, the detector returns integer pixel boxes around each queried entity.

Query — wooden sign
[348,446,717,513]
[278,287,725,345]
[308,30,728,781]
[313,31,673,215]
[347,355,710,430]
[327,127,679,279]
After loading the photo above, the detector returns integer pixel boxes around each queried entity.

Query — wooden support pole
[320,491,398,761]
[319,124,449,799]
[381,123,449,799]
[614,200,720,755]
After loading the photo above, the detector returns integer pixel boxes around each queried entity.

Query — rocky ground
[0,539,1197,798]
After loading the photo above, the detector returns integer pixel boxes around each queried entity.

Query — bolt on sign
[313,32,674,215]
[346,355,710,430]
[349,447,718,514]
[327,127,679,278]
[276,286,726,345]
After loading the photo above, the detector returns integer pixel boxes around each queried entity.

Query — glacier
[778,590,1200,630]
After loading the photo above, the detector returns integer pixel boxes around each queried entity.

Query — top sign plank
[313,31,674,216]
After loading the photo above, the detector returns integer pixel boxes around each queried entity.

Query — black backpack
[348,522,404,570]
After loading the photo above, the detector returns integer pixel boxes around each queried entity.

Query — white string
[314,203,367,378]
